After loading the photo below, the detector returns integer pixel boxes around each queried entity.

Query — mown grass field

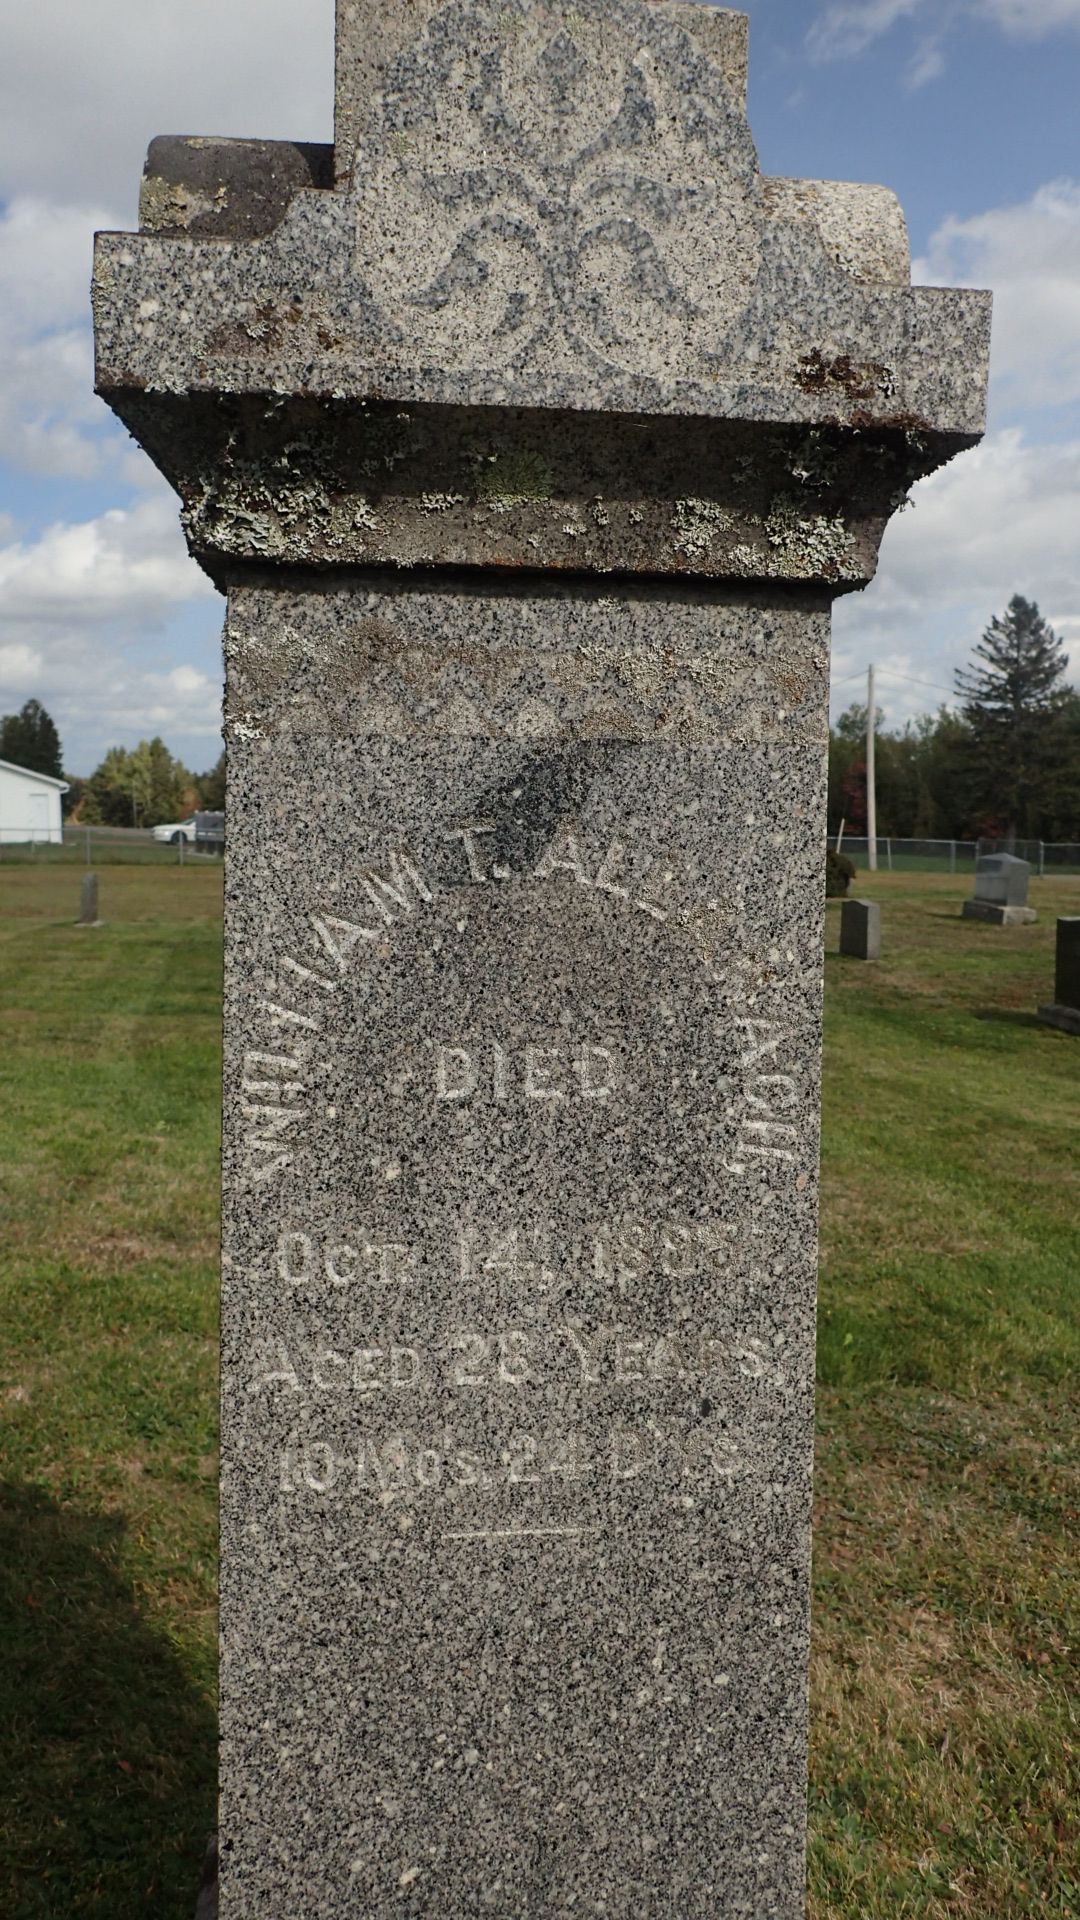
[1,863,1077,1916]
[0,866,222,1917]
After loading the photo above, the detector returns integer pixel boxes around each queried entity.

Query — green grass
[812,874,1080,1917]
[0,840,218,867]
[1,862,1077,1916]
[0,866,221,1917]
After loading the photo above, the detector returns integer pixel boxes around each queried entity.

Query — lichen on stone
[672,497,731,560]
[762,498,856,576]
[139,175,222,234]
[419,491,465,513]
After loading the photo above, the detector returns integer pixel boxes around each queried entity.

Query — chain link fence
[975,837,1080,876]
[836,835,1080,875]
[0,823,224,865]
[836,836,977,873]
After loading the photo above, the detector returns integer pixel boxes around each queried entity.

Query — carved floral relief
[352,0,764,378]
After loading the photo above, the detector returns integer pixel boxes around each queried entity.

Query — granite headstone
[840,898,881,961]
[1038,917,1080,1034]
[92,4,990,1914]
[962,853,1036,926]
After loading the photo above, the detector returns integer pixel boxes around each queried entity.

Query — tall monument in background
[93,4,990,1912]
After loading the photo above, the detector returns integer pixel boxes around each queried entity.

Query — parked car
[151,810,225,851]
[152,815,198,844]
[194,810,225,854]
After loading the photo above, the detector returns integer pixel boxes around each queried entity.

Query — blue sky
[1,0,1079,773]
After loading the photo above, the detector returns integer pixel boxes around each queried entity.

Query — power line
[831,665,957,700]
[878,668,957,699]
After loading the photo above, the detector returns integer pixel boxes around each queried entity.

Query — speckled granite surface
[90,3,990,1914]
[220,574,827,1916]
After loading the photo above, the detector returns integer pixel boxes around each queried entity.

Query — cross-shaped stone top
[93,0,990,589]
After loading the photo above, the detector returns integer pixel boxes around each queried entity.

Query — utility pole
[866,663,878,871]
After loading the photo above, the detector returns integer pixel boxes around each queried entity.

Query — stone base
[962,900,1036,926]
[1038,1004,1080,1035]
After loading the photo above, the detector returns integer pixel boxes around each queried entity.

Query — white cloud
[0,491,213,622]
[906,37,946,85]
[0,198,120,477]
[809,0,1080,70]
[915,181,1080,418]
[980,0,1080,31]
[0,1,333,213]
[0,493,222,767]
[103,663,223,744]
[808,0,923,61]
[0,197,112,337]
[832,428,1080,723]
[0,640,44,682]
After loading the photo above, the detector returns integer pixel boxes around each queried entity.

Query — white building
[0,758,70,844]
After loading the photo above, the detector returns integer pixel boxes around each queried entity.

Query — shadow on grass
[974,1008,1045,1029]
[0,1483,215,1920]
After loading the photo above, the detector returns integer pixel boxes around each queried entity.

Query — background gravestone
[963,853,1036,926]
[75,873,101,928]
[93,4,990,1914]
[1038,918,1080,1034]
[840,898,881,962]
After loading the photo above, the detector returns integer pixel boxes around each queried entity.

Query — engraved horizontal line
[444,1526,594,1543]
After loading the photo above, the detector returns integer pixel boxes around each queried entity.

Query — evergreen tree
[1042,692,1080,841]
[916,708,980,839]
[955,596,1069,841]
[0,699,63,779]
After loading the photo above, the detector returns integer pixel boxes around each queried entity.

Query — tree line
[71,741,226,827]
[830,597,1080,844]
[1,699,224,827]
[6,597,1077,843]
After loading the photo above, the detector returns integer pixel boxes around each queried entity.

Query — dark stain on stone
[794,349,890,402]
[473,745,632,877]
[353,617,407,665]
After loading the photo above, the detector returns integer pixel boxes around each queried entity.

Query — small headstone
[93,2,990,1913]
[75,873,101,928]
[962,853,1036,926]
[840,898,881,961]
[1038,917,1080,1034]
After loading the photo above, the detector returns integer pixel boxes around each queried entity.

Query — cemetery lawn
[814,872,1080,1919]
[0,866,221,1918]
[0,862,1076,1918]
